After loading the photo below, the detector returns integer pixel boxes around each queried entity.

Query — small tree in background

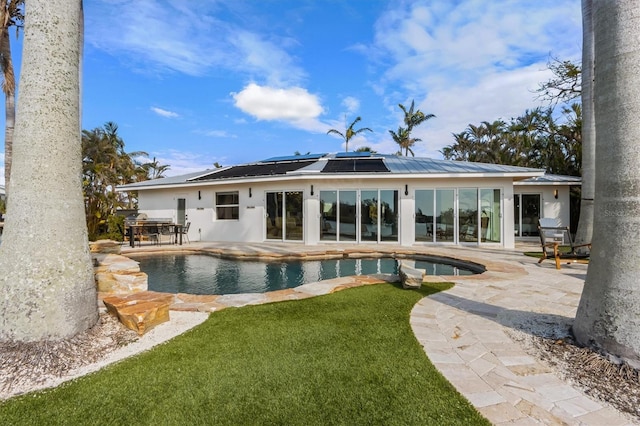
[327,116,372,152]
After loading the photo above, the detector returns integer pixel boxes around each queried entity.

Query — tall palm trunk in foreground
[0,0,22,198]
[574,0,595,248]
[0,0,97,341]
[573,0,640,367]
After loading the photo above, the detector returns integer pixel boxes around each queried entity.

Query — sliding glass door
[266,191,303,241]
[320,189,398,243]
[415,188,501,245]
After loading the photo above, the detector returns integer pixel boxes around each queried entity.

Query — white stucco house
[117,153,580,249]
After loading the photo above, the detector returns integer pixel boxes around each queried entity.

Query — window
[216,191,239,220]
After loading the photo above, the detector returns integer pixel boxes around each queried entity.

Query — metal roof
[515,174,582,185]
[382,156,542,174]
[261,153,327,162]
[117,153,546,191]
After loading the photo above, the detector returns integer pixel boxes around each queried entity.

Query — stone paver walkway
[121,242,638,425]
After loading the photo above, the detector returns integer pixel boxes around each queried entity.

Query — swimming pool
[134,254,478,295]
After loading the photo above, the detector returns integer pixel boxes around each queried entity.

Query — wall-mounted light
[249,187,252,198]
[198,190,201,200]
[310,185,314,196]
[554,189,558,199]
[405,184,409,196]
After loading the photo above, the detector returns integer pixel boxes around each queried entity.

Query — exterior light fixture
[311,185,314,196]
[554,189,559,199]
[405,184,409,196]
[249,187,252,198]
[198,190,201,200]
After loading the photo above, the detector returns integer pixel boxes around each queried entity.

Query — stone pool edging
[116,243,527,313]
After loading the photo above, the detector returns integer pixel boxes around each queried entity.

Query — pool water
[135,254,476,295]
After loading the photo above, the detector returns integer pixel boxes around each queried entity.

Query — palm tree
[142,157,170,180]
[327,116,372,152]
[391,100,434,156]
[389,126,420,156]
[82,122,149,238]
[574,0,595,248]
[355,146,377,154]
[0,0,98,341]
[0,0,24,199]
[399,99,435,133]
[573,0,640,367]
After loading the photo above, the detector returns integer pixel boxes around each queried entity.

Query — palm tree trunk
[3,82,14,196]
[573,0,640,367]
[0,9,15,197]
[0,0,97,341]
[574,0,595,249]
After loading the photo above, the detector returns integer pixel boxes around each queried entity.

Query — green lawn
[0,283,489,426]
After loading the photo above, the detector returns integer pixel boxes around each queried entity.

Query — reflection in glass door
[415,190,434,242]
[320,191,337,241]
[338,191,357,241]
[266,192,283,240]
[266,191,303,241]
[320,189,398,243]
[360,190,378,242]
[436,189,455,242]
[285,191,303,241]
[480,189,501,243]
[458,188,478,242]
[380,190,398,242]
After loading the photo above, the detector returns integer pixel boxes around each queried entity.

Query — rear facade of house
[118,153,578,249]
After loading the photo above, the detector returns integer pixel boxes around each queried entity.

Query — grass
[0,283,489,426]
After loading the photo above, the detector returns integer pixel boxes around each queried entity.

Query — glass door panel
[480,189,501,243]
[514,194,521,237]
[284,191,303,241]
[266,192,283,240]
[380,190,398,242]
[338,191,357,241]
[415,190,434,242]
[177,198,186,226]
[521,194,540,236]
[459,188,478,242]
[320,191,337,241]
[435,189,455,242]
[360,190,377,242]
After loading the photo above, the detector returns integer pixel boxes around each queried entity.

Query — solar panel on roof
[321,159,389,173]
[192,160,316,181]
[335,151,372,158]
[261,153,326,163]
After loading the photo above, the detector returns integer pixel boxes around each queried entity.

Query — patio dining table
[125,221,184,247]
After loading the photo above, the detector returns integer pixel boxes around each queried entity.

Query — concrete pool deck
[119,242,637,425]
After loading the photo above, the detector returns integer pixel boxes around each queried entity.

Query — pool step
[103,291,175,335]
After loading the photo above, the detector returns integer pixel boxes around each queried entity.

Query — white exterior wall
[137,176,522,248]
[513,184,573,228]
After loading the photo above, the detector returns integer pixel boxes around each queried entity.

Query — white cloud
[228,31,306,86]
[342,97,360,114]
[87,0,305,86]
[151,107,180,118]
[195,129,237,138]
[370,0,581,157]
[232,83,325,130]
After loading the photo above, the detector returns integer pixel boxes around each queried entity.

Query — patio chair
[180,222,191,244]
[140,224,160,246]
[537,221,591,269]
[160,224,175,245]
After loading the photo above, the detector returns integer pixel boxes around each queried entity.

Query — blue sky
[0,0,582,182]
